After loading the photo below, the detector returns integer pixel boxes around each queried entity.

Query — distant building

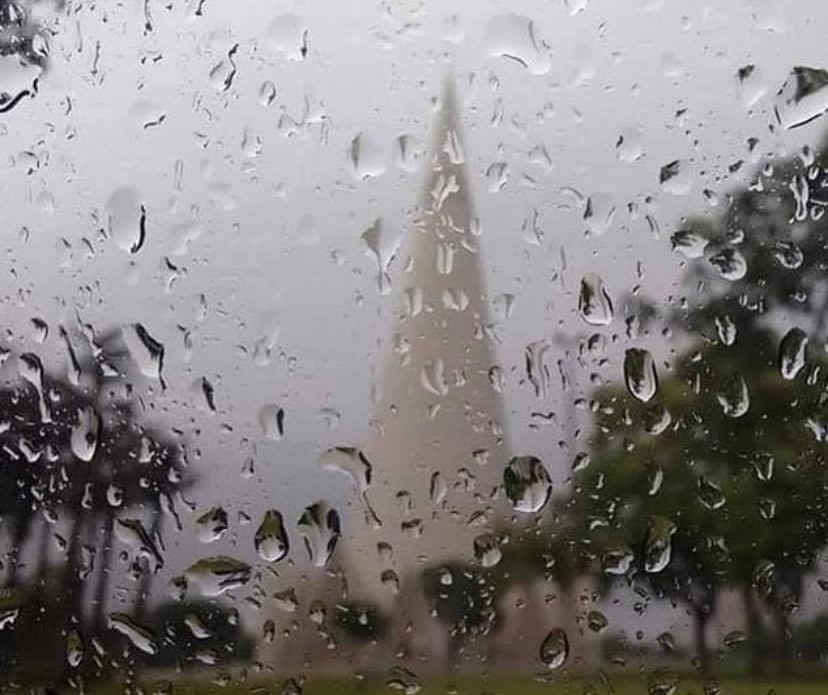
[261,77,595,674]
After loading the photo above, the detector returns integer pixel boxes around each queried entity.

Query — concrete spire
[342,76,509,614]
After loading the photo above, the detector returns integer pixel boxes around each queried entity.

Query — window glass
[1,0,828,693]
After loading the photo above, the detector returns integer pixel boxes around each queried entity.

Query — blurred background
[2,0,828,693]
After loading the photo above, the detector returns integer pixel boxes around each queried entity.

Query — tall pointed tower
[341,79,509,632]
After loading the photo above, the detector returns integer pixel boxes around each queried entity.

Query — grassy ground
[85,673,828,695]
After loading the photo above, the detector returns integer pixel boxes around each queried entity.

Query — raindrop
[259,80,277,106]
[255,510,289,563]
[779,327,808,380]
[624,349,658,403]
[616,126,644,162]
[503,455,552,513]
[773,240,804,269]
[717,374,750,418]
[30,317,48,344]
[387,666,422,695]
[485,13,550,75]
[196,507,229,543]
[0,50,42,114]
[298,501,341,567]
[70,406,100,462]
[185,556,252,597]
[647,463,663,496]
[753,559,775,599]
[584,193,616,236]
[107,188,147,253]
[601,545,635,576]
[184,613,211,639]
[753,454,774,482]
[66,629,84,667]
[659,159,694,196]
[540,628,569,669]
[587,610,608,633]
[715,315,737,346]
[260,404,285,441]
[273,588,299,612]
[578,274,613,326]
[108,613,158,654]
[643,516,676,573]
[18,353,50,422]
[708,248,747,281]
[670,230,708,259]
[774,66,828,130]
[123,323,165,386]
[115,518,164,572]
[473,533,502,567]
[348,133,386,180]
[430,471,448,505]
[643,403,672,435]
[265,14,308,61]
[697,476,725,510]
[209,43,239,92]
[319,446,372,493]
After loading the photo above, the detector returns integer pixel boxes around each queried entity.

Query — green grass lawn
[85,673,828,695]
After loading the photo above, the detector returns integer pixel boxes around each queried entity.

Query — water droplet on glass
[185,556,252,597]
[108,613,159,654]
[255,509,289,563]
[644,516,676,573]
[715,315,737,346]
[0,50,43,114]
[779,327,808,380]
[348,133,386,181]
[70,406,100,462]
[753,559,775,599]
[753,454,774,482]
[578,274,614,326]
[115,518,164,571]
[717,374,750,418]
[209,43,239,92]
[107,188,146,253]
[196,506,229,543]
[66,629,84,667]
[773,240,804,269]
[670,229,708,259]
[616,126,644,162]
[265,14,308,61]
[298,501,341,567]
[587,610,608,633]
[708,248,747,281]
[624,348,658,403]
[659,159,694,196]
[540,628,569,669]
[473,533,502,567]
[584,193,616,236]
[259,404,285,441]
[259,80,277,106]
[643,403,672,435]
[503,455,552,513]
[320,446,372,493]
[430,471,448,505]
[485,13,550,75]
[30,317,48,344]
[123,323,165,385]
[697,476,725,510]
[774,66,828,130]
[386,666,422,695]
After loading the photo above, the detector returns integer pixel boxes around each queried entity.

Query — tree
[0,323,194,686]
[570,131,828,677]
